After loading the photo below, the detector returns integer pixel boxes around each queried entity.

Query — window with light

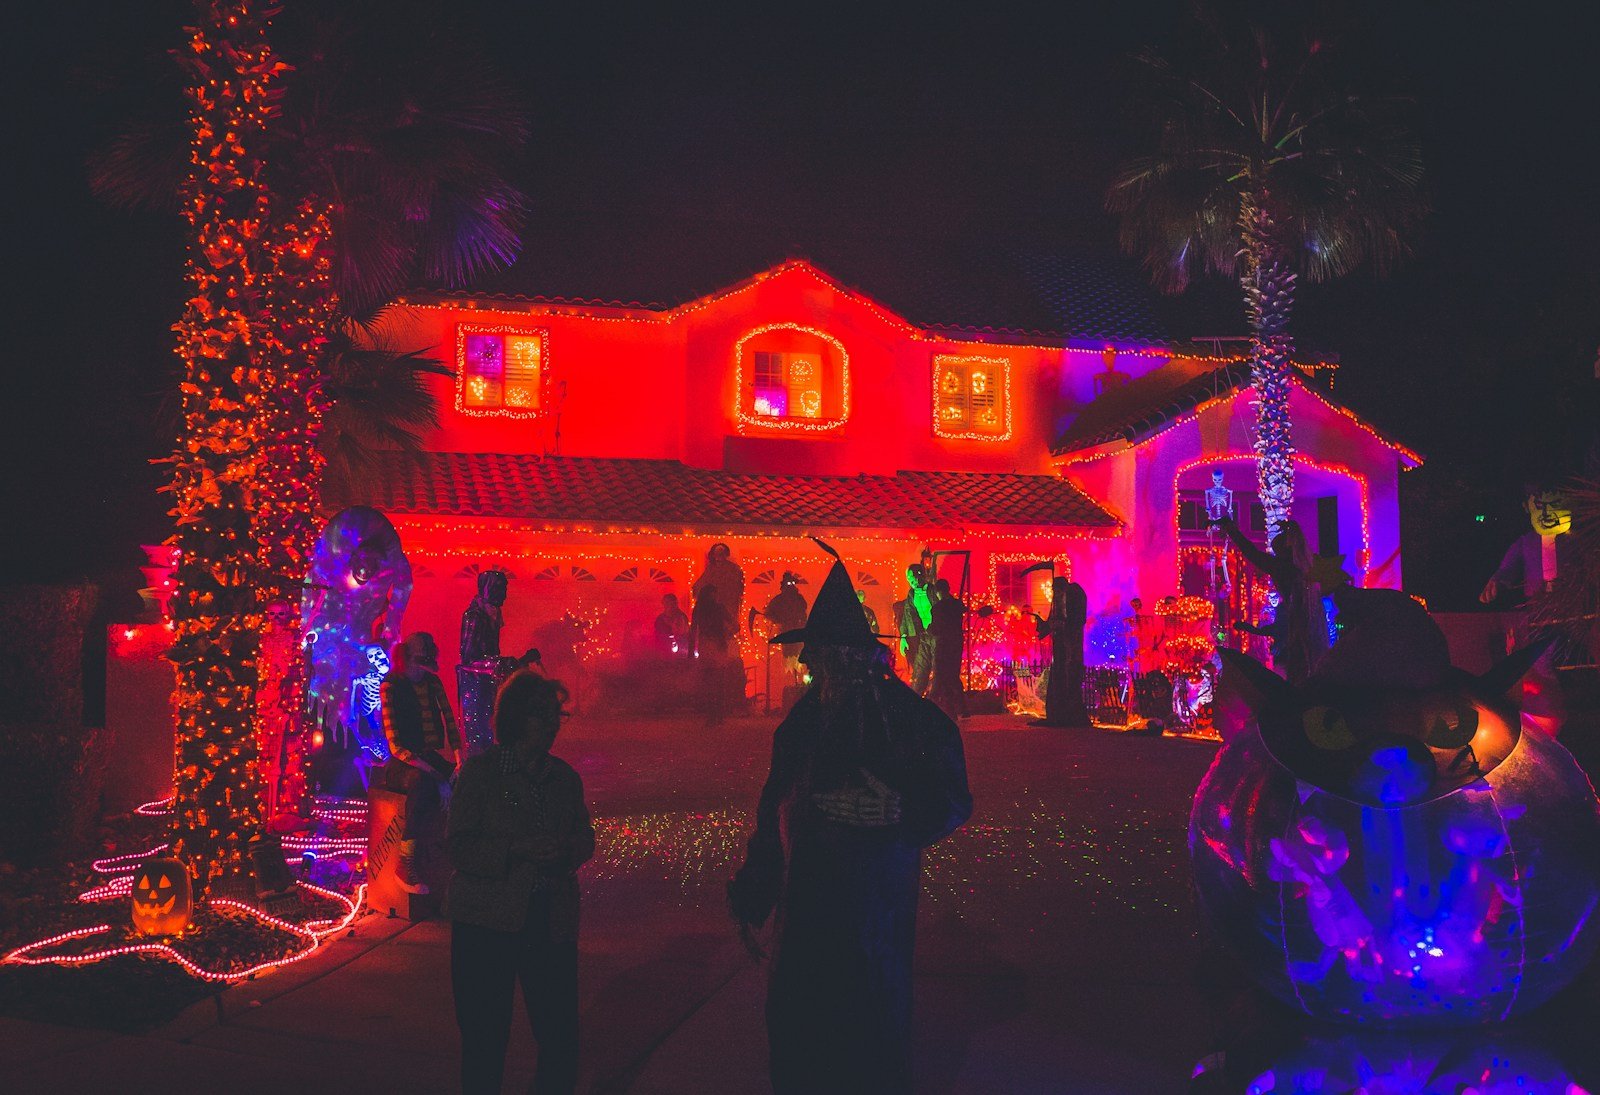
[752,351,826,419]
[933,355,1010,439]
[457,326,548,417]
[736,325,848,431]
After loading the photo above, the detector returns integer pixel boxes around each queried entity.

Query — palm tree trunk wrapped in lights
[96,0,529,846]
[252,196,336,820]
[167,0,281,896]
[1239,196,1298,535]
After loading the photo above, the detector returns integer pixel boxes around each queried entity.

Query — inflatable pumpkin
[1190,588,1600,1025]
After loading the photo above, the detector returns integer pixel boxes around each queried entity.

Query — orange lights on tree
[165,0,288,898]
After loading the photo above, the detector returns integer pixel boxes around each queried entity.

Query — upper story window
[735,324,849,432]
[933,355,1011,440]
[457,324,549,418]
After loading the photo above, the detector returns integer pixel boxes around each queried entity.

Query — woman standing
[447,671,594,1095]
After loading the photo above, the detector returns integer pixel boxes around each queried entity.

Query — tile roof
[340,452,1120,532]
[1051,358,1256,455]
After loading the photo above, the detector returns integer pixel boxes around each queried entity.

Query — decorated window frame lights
[456,323,552,419]
[734,324,850,432]
[932,355,1012,441]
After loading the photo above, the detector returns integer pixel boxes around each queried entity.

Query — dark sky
[5,0,1598,607]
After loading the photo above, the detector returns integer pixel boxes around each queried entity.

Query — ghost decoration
[130,857,193,936]
[1190,588,1600,1025]
[302,507,411,765]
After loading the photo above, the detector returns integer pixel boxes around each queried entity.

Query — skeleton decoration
[349,644,392,761]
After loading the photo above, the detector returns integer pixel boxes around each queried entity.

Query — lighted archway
[733,324,850,432]
[1172,455,1372,585]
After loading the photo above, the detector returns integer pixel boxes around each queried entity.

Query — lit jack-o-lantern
[130,857,193,936]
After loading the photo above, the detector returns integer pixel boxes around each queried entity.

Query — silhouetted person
[448,672,593,1095]
[1213,515,1328,685]
[1034,578,1090,727]
[729,548,972,1094]
[653,592,689,656]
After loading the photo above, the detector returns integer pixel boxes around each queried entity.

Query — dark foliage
[1106,10,1427,294]
[319,330,452,495]
[88,0,530,318]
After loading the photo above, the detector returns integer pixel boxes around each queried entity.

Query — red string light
[3,883,366,983]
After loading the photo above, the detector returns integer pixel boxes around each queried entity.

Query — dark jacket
[729,674,971,1093]
[445,749,595,938]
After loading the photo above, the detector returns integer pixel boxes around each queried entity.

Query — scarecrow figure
[382,631,462,894]
[926,578,967,719]
[653,593,689,656]
[895,562,934,693]
[460,569,510,664]
[729,540,972,1095]
[693,542,746,627]
[1480,483,1581,732]
[762,571,810,682]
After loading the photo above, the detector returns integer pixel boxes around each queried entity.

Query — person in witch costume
[728,540,972,1095]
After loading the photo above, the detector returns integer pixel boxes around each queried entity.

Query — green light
[1474,514,1486,523]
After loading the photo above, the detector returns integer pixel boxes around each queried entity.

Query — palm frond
[1107,14,1427,292]
[319,338,451,492]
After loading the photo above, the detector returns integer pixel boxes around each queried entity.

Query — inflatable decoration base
[1190,589,1600,1026]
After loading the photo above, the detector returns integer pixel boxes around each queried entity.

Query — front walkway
[5,715,1227,1093]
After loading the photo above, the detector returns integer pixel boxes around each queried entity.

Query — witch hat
[770,538,895,648]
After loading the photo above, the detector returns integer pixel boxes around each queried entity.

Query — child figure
[447,672,595,1095]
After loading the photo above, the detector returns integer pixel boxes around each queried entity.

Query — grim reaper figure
[728,541,972,1095]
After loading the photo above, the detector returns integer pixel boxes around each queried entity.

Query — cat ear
[1475,636,1554,700]
[1215,649,1296,741]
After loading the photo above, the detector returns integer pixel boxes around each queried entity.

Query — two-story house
[339,257,1417,701]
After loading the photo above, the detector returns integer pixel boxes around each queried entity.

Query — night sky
[6,0,1597,609]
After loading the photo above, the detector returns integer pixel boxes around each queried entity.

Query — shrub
[0,723,109,867]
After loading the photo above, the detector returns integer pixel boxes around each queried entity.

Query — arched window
[735,325,849,431]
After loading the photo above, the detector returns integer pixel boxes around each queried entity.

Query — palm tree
[1107,16,1426,535]
[319,333,453,495]
[93,1,527,859]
